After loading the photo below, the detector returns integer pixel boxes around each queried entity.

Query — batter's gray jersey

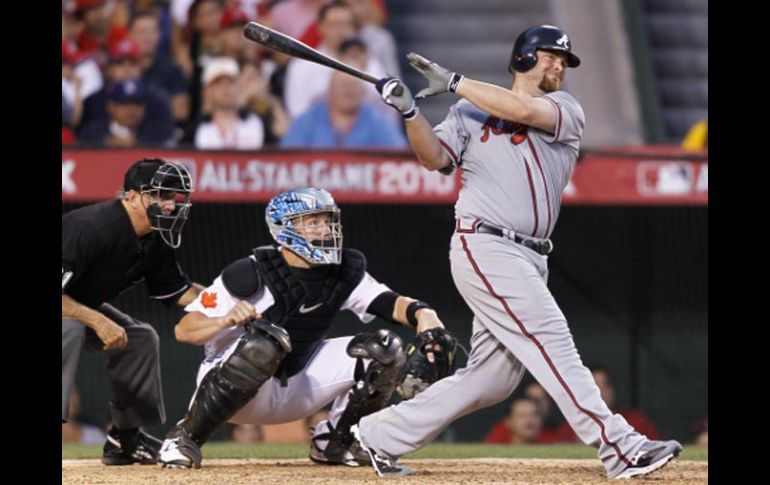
[435,91,584,239]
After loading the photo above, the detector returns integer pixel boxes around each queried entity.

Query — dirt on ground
[62,457,707,484]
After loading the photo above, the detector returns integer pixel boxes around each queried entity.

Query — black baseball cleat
[158,425,203,469]
[102,426,163,465]
[611,440,683,479]
[350,425,412,477]
[309,420,370,466]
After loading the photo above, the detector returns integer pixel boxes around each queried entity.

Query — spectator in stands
[63,3,82,43]
[181,0,228,129]
[75,0,129,66]
[130,9,191,125]
[335,37,399,124]
[682,119,708,151]
[522,381,574,443]
[282,1,386,119]
[80,79,174,147]
[193,57,266,149]
[63,41,87,144]
[211,8,290,145]
[280,57,406,148]
[483,397,546,444]
[344,0,399,77]
[130,0,174,57]
[78,39,176,146]
[62,386,108,445]
[553,365,662,442]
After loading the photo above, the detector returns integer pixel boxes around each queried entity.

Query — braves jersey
[435,91,585,239]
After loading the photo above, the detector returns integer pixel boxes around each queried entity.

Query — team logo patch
[201,291,218,309]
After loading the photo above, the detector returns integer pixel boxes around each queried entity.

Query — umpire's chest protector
[249,246,366,378]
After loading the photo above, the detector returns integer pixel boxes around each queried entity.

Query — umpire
[62,158,202,465]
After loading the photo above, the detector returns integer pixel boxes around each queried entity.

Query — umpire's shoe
[102,426,163,465]
[611,440,683,479]
[159,425,203,469]
[309,420,370,466]
[350,425,412,477]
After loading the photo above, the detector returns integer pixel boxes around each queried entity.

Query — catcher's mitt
[396,327,458,400]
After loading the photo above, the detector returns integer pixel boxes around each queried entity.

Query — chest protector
[250,246,366,380]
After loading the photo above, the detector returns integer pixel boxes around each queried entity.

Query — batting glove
[376,77,419,120]
[407,52,464,98]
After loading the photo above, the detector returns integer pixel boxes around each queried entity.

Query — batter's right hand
[96,318,128,351]
[375,77,419,120]
[221,300,260,329]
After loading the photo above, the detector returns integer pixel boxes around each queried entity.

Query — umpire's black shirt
[62,199,191,309]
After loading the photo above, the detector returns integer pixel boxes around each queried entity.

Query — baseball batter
[158,187,457,471]
[352,25,683,479]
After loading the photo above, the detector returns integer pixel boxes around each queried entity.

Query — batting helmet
[265,187,343,265]
[509,25,581,73]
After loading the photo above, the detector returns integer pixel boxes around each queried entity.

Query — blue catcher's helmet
[265,187,343,265]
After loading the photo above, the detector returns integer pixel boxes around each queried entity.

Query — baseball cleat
[158,425,202,469]
[351,424,413,477]
[611,439,683,479]
[309,420,370,466]
[102,427,162,466]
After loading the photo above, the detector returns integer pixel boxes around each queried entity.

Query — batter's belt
[456,218,554,255]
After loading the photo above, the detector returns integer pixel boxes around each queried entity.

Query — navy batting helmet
[509,25,581,73]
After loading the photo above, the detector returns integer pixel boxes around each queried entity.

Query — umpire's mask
[124,159,193,248]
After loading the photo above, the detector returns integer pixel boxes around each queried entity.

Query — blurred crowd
[483,366,707,447]
[62,0,407,149]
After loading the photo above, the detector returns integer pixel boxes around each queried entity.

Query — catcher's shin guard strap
[406,300,433,328]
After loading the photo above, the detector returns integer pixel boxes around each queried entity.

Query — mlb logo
[637,161,694,195]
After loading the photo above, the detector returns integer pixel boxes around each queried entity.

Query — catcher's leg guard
[323,330,405,459]
[176,321,291,446]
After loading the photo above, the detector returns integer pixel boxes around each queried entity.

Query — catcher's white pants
[192,336,357,426]
[358,232,648,478]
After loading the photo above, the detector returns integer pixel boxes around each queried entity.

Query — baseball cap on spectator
[202,57,240,86]
[220,6,250,29]
[62,40,87,65]
[109,79,147,103]
[110,38,142,62]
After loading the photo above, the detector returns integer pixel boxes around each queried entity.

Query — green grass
[62,442,708,461]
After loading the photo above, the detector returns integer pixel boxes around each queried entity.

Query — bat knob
[392,85,403,96]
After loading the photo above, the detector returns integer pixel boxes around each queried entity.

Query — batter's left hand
[376,77,418,120]
[407,52,465,98]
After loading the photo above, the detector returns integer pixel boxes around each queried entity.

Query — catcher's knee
[220,320,291,392]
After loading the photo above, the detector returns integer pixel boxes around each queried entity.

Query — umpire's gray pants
[62,303,165,428]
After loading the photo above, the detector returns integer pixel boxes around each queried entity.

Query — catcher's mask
[122,159,193,248]
[265,187,342,265]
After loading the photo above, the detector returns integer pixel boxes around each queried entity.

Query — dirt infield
[62,457,707,484]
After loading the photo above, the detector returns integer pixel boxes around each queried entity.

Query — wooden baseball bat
[243,21,402,95]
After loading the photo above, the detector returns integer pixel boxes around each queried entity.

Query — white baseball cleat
[611,439,683,479]
[158,426,202,469]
